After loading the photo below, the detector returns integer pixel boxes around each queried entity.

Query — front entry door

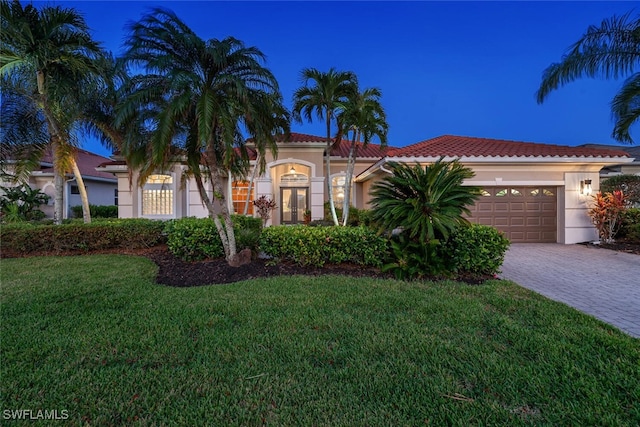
[281,187,308,225]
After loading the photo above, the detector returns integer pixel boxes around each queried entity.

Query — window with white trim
[332,175,346,204]
[142,174,174,216]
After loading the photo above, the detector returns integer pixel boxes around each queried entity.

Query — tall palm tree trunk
[71,159,91,223]
[326,117,339,226]
[342,131,359,226]
[53,158,64,225]
[243,152,261,215]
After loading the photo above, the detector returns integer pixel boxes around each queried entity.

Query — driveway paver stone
[500,243,640,338]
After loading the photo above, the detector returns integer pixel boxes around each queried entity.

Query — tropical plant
[336,85,388,226]
[369,159,481,279]
[253,195,277,226]
[292,67,357,225]
[116,8,289,266]
[0,184,49,222]
[0,0,103,223]
[588,190,627,243]
[536,12,640,144]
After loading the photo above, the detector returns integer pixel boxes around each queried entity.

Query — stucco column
[310,177,325,221]
[563,172,599,244]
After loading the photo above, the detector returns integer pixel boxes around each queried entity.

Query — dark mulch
[578,239,640,256]
[8,240,638,287]
[145,246,396,287]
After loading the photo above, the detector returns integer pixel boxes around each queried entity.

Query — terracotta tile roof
[39,148,116,180]
[267,132,390,158]
[387,135,631,159]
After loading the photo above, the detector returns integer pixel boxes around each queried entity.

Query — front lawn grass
[2,255,639,426]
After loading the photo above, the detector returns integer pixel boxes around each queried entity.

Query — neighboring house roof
[579,144,640,163]
[39,148,117,181]
[386,135,631,159]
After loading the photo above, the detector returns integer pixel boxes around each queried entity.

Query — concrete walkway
[500,243,640,338]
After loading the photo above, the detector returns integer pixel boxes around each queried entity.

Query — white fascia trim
[81,176,118,184]
[468,180,566,186]
[96,164,129,173]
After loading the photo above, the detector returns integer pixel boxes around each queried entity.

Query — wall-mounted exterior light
[580,179,592,196]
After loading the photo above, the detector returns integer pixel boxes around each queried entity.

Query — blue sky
[46,1,637,157]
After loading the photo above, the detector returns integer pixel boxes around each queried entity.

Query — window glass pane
[142,174,173,215]
[529,189,539,196]
[495,189,507,197]
[232,181,254,215]
[481,190,491,197]
[543,188,555,196]
[332,176,346,204]
[511,189,522,196]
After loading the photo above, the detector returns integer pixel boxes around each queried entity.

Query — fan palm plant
[536,12,640,143]
[292,68,357,225]
[117,8,289,265]
[0,0,103,223]
[336,86,388,226]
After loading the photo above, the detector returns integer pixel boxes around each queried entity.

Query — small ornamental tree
[253,195,277,226]
[588,190,626,243]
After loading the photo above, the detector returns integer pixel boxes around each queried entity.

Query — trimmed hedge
[0,219,166,257]
[259,225,388,267]
[165,216,262,261]
[70,205,118,219]
[442,224,511,276]
[618,208,640,242]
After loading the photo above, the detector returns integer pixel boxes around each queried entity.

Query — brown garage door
[466,187,557,243]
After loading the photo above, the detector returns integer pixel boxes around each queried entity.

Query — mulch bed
[145,245,397,287]
[6,241,638,287]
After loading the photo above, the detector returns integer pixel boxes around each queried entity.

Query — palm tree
[117,8,289,266]
[370,159,480,242]
[0,0,103,223]
[292,68,357,225]
[536,12,640,144]
[369,159,481,279]
[336,86,388,226]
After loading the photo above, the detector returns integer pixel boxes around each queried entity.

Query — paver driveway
[500,243,640,338]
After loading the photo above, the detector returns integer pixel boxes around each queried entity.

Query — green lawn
[2,255,639,426]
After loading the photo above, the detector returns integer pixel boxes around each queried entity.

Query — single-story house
[1,148,118,219]
[578,144,640,178]
[97,133,633,244]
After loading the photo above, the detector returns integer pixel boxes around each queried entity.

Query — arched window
[142,174,174,217]
[232,181,254,215]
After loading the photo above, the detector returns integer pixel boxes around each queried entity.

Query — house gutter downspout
[380,161,393,174]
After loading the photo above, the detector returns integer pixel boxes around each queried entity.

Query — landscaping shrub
[382,234,448,280]
[70,204,118,219]
[259,225,387,267]
[618,208,640,241]
[442,224,511,276]
[369,159,481,280]
[600,174,640,206]
[0,219,165,257]
[165,215,262,261]
[0,185,49,222]
[588,191,626,243]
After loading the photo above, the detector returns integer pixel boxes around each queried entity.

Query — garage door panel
[510,202,525,212]
[467,186,557,243]
[526,217,541,226]
[494,202,509,212]
[526,202,541,212]
[510,217,525,226]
